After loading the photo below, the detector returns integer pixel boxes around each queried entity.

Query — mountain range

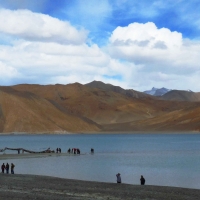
[144,87,171,96]
[0,80,200,133]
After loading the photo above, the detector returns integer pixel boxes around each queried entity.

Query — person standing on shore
[1,163,5,173]
[77,149,80,154]
[91,148,94,154]
[11,163,15,174]
[116,173,121,183]
[140,175,145,185]
[6,163,9,174]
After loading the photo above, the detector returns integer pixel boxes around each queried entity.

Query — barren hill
[0,82,199,133]
[160,90,200,102]
[12,83,161,124]
[85,80,151,99]
[103,104,200,132]
[0,86,100,133]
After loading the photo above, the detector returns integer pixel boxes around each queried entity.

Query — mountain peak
[144,87,171,96]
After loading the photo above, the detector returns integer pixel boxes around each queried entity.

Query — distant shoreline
[0,152,78,160]
[0,130,200,135]
[0,174,200,200]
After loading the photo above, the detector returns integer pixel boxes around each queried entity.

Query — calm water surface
[0,133,200,189]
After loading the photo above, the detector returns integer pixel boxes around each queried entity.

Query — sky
[0,0,200,92]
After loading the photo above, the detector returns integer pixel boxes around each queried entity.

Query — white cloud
[0,9,87,44]
[0,9,137,88]
[107,22,200,91]
[1,8,200,92]
[0,10,137,87]
[109,22,183,62]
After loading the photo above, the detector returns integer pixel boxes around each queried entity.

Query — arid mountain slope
[160,90,200,102]
[0,86,100,133]
[0,82,198,133]
[103,104,200,132]
[12,83,174,125]
[85,80,151,99]
[12,84,200,128]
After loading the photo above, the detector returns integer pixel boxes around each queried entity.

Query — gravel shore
[0,174,200,200]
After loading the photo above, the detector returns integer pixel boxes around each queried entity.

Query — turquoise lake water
[0,133,200,189]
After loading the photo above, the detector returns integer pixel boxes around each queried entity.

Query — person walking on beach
[116,173,121,183]
[6,163,9,174]
[1,163,5,173]
[140,175,145,185]
[11,163,15,174]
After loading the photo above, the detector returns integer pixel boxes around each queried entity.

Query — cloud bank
[0,9,87,44]
[108,22,200,91]
[0,9,135,88]
[0,8,200,92]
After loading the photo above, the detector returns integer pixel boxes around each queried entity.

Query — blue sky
[0,0,200,91]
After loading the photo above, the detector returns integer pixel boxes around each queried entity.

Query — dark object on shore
[0,147,55,154]
[116,173,121,183]
[68,148,71,153]
[91,148,94,153]
[140,175,145,185]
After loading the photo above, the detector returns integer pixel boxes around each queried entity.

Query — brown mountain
[85,80,151,99]
[0,86,100,133]
[103,104,200,132]
[160,90,200,102]
[12,83,162,125]
[0,82,199,133]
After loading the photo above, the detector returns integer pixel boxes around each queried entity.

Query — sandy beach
[0,174,200,200]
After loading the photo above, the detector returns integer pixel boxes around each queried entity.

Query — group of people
[1,163,15,174]
[55,147,95,155]
[67,148,94,154]
[67,148,80,154]
[56,148,61,153]
[116,173,145,185]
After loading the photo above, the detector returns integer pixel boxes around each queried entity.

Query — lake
[0,133,200,189]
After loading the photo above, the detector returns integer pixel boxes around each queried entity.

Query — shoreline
[0,152,76,160]
[0,130,200,135]
[0,174,200,200]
